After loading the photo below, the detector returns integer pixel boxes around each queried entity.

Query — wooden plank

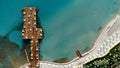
[22,7,43,68]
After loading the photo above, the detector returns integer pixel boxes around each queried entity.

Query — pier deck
[22,7,43,68]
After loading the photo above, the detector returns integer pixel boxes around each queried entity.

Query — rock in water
[0,36,27,68]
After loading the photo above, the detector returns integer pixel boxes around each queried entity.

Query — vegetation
[85,43,120,68]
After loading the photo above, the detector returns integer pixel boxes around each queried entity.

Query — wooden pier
[22,7,43,68]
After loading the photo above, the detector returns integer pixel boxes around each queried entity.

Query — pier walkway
[20,8,120,68]
[22,7,43,68]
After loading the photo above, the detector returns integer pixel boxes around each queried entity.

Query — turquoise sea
[0,0,120,62]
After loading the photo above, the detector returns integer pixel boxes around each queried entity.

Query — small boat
[76,50,82,58]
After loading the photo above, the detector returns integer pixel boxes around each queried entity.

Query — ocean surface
[0,0,120,61]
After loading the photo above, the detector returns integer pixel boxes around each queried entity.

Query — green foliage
[85,43,120,68]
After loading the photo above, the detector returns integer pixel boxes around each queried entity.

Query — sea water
[0,0,120,61]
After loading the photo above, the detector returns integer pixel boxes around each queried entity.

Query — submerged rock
[4,22,23,39]
[53,57,68,63]
[0,36,27,68]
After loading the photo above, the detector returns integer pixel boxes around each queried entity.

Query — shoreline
[20,14,120,68]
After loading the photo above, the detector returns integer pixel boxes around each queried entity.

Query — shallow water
[0,0,120,62]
